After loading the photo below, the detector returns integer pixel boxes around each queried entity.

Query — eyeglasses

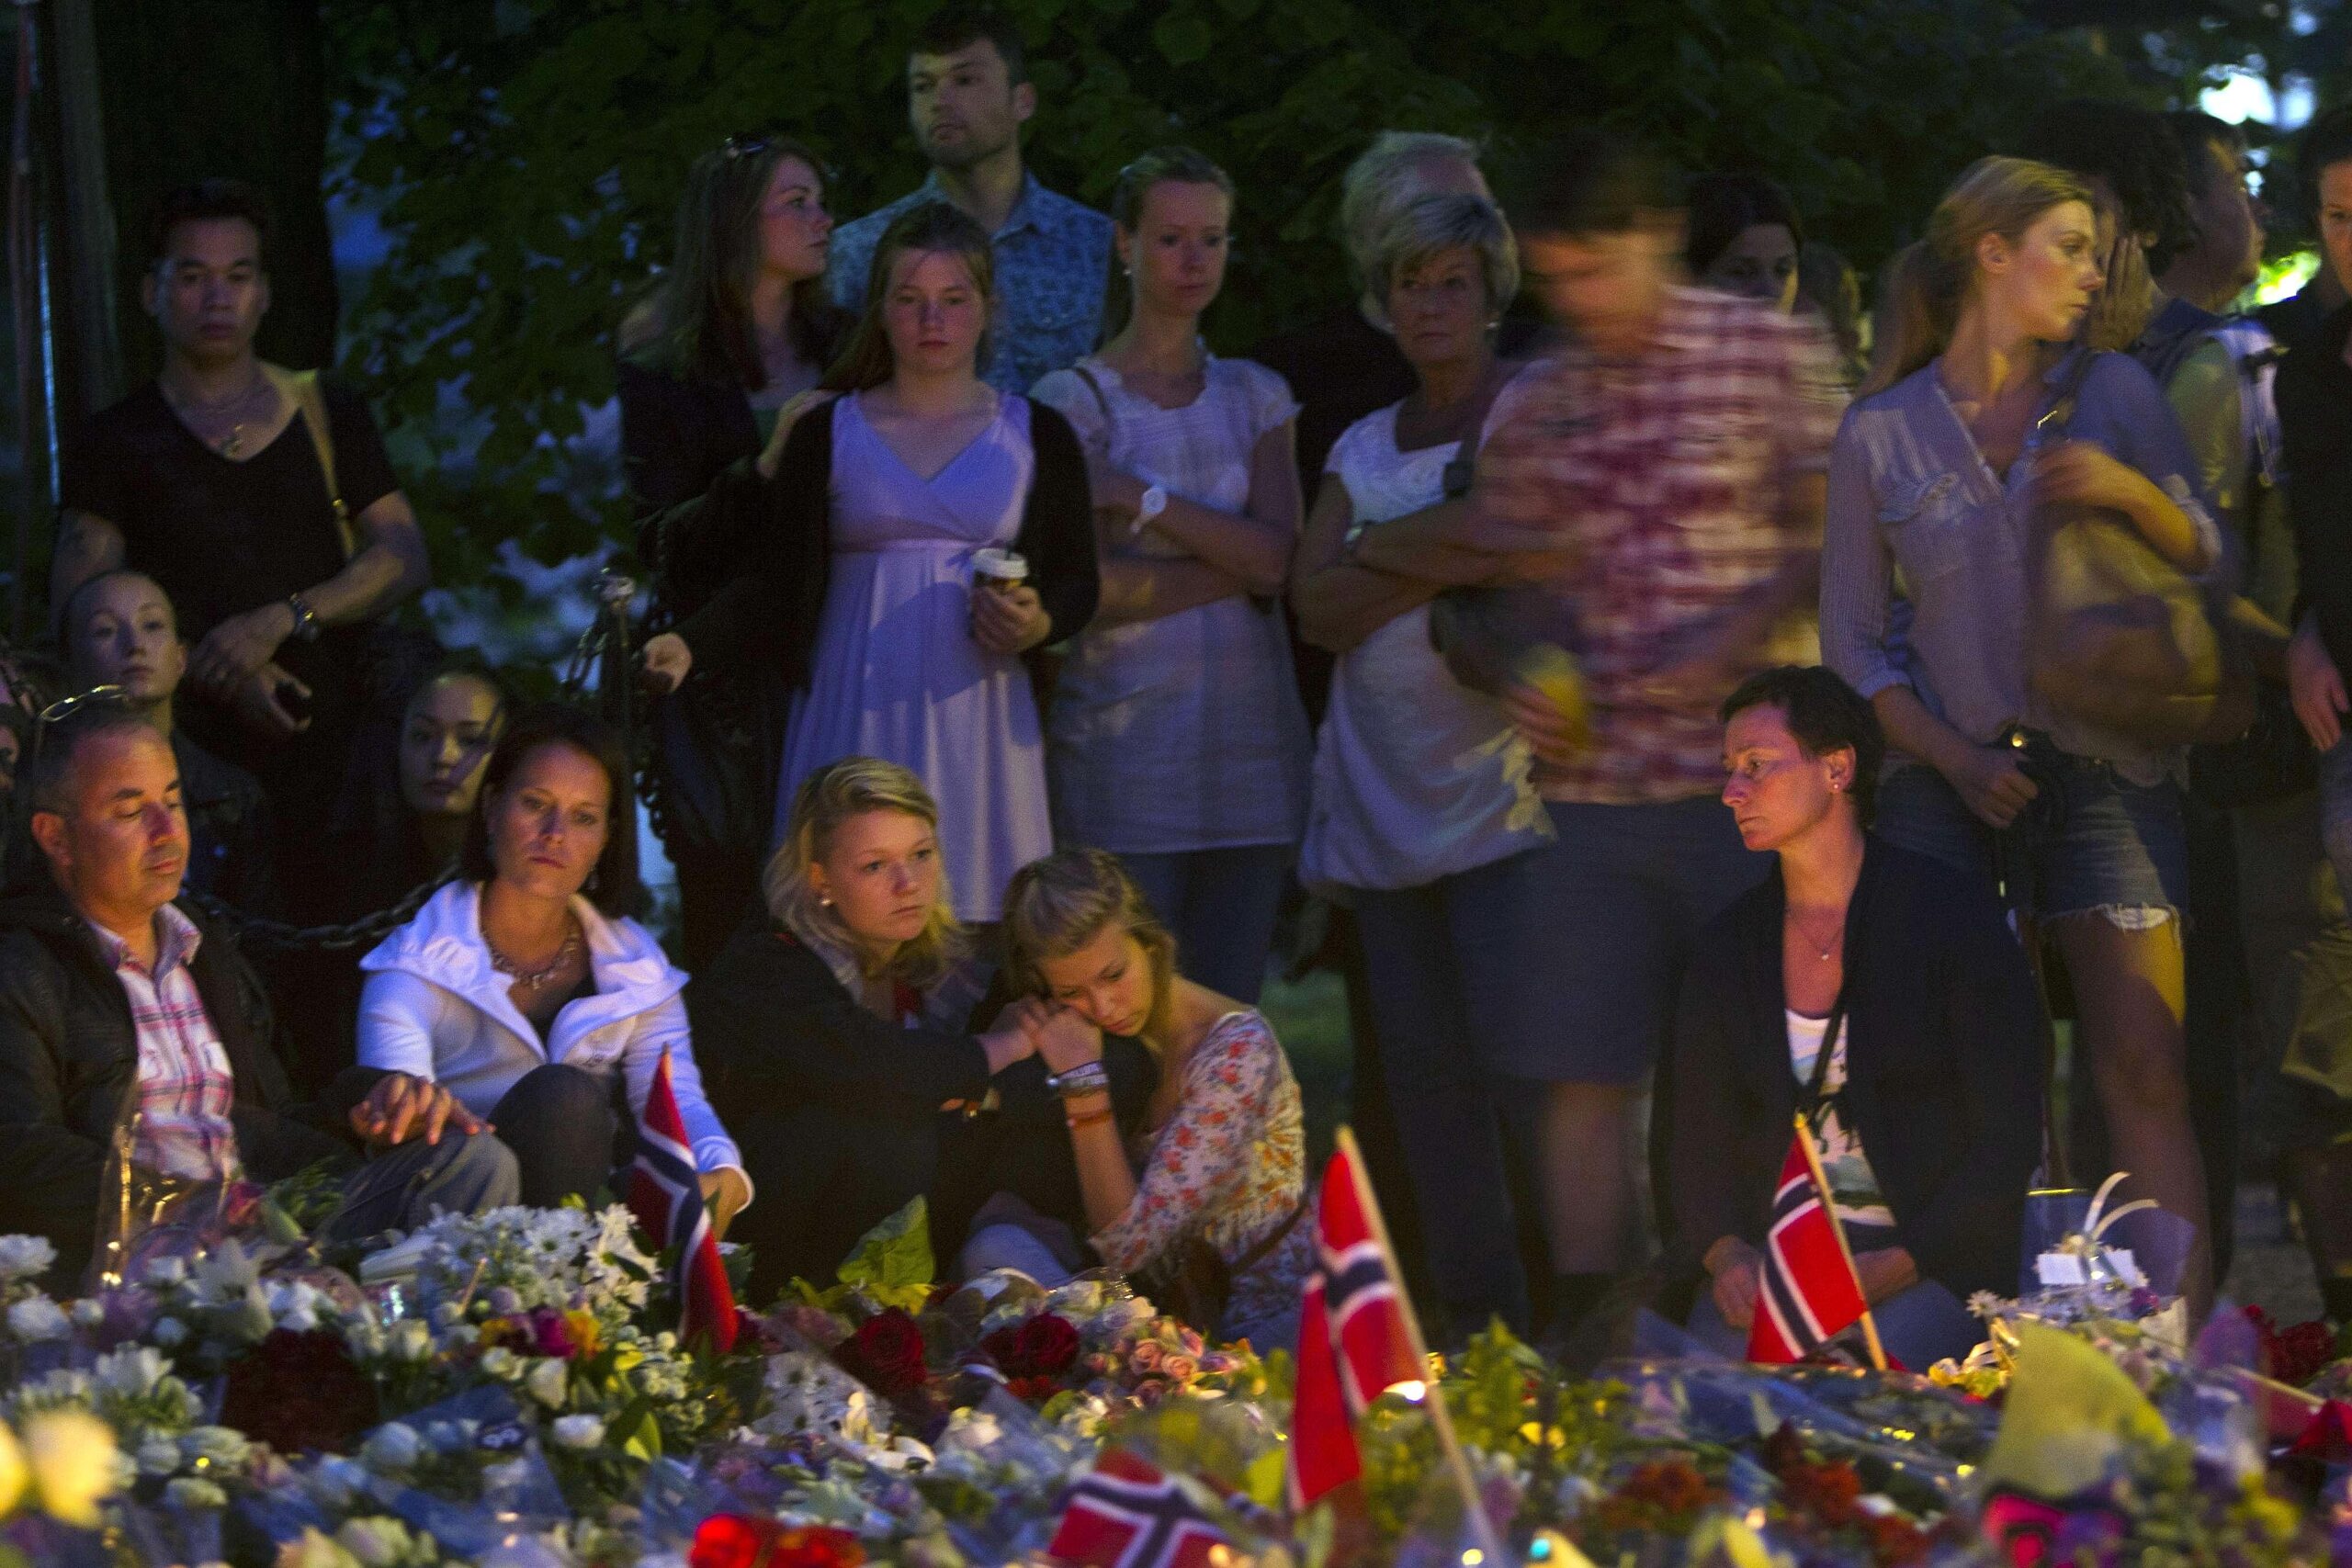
[29,684,134,768]
[721,132,776,163]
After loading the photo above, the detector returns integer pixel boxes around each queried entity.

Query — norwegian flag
[628,1049,740,1354]
[1288,1140,1424,1507]
[1746,1128,1869,1364]
[1047,1448,1228,1568]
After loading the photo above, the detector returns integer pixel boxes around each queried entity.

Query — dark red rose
[982,1312,1081,1380]
[833,1307,929,1396]
[772,1526,866,1568]
[218,1327,381,1456]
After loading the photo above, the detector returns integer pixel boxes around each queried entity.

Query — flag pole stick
[1789,1110,1886,1372]
[1334,1126,1505,1563]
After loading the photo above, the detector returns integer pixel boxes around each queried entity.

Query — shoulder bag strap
[1069,363,1116,447]
[263,365,357,561]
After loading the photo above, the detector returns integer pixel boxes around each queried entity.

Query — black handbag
[2188,676,2316,808]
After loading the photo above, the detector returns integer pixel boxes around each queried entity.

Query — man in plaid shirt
[0,706,517,1288]
[1468,130,1846,1341]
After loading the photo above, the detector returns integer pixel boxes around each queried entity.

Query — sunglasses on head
[29,684,134,766]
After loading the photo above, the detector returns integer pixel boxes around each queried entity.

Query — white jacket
[356,881,745,1190]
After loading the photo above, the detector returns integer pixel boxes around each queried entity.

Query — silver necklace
[1786,908,1841,964]
[488,921,582,991]
[162,368,271,457]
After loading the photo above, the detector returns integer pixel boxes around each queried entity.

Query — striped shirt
[88,907,242,1183]
[1473,288,1846,803]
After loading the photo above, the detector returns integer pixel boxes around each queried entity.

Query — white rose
[6,1295,69,1342]
[304,1456,364,1509]
[69,1299,105,1328]
[549,1414,605,1450]
[479,1347,520,1381]
[0,1235,56,1282]
[525,1357,570,1409]
[151,1316,188,1348]
[164,1474,227,1510]
[359,1422,421,1475]
[22,1408,119,1526]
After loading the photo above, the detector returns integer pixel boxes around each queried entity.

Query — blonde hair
[1369,191,1521,322]
[1340,130,1482,294]
[763,756,967,992]
[1001,849,1178,1052]
[823,201,996,392]
[1861,156,2095,396]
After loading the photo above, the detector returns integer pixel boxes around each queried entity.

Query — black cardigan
[663,395,1100,689]
[1664,837,2045,1301]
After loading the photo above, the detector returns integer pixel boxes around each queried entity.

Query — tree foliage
[324,0,2176,577]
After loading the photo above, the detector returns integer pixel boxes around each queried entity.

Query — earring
[819,894,833,908]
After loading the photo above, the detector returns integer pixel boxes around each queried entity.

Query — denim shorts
[1872,738,2186,925]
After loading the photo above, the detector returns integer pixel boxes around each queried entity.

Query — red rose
[833,1307,930,1396]
[983,1312,1081,1380]
[692,1515,779,1568]
[773,1526,866,1568]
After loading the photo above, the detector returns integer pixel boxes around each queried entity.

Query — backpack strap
[263,365,357,560]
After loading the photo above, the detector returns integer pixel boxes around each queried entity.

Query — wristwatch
[285,592,322,643]
[1130,483,1169,537]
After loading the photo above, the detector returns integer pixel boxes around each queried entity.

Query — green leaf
[833,1196,934,1312]
[615,1395,663,1461]
[1150,11,1213,64]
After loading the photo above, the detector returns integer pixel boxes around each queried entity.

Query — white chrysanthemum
[164,1474,227,1509]
[0,1236,55,1283]
[525,1357,569,1409]
[179,1425,251,1472]
[335,1515,417,1567]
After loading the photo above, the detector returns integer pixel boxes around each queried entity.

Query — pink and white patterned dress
[1090,1010,1314,1348]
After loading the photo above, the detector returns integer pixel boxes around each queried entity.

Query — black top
[661,396,1100,689]
[174,732,276,917]
[2280,304,2352,672]
[1664,837,2045,1301]
[616,357,762,523]
[61,379,399,643]
[0,885,358,1288]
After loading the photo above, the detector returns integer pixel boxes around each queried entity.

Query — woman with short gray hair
[1290,189,1562,1340]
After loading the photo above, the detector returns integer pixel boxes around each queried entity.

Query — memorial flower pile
[0,1180,2343,1565]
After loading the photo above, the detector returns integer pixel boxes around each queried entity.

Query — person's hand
[349,1071,488,1148]
[1032,1005,1104,1075]
[641,632,694,696]
[1501,681,1588,767]
[2290,616,2347,752]
[1087,462,1147,517]
[1851,1246,1919,1306]
[1706,1238,1763,1331]
[190,602,294,696]
[1943,742,2040,829]
[2029,441,2157,518]
[755,389,837,480]
[978,1001,1042,1075]
[972,581,1051,655]
[700,1168,752,1239]
[229,663,311,737]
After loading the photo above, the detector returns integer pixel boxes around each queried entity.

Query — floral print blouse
[1091,1010,1315,1347]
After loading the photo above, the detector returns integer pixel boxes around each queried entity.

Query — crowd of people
[4,4,2352,1363]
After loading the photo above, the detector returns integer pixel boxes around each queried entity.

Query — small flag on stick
[1747,1111,1883,1371]
[628,1049,740,1354]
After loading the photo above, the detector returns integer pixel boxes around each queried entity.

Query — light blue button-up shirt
[827,171,1114,394]
[1820,346,2219,782]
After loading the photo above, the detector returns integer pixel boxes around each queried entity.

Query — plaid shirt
[88,907,242,1183]
[1475,288,1846,803]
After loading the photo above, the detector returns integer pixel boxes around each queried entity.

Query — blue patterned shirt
[827,171,1114,393]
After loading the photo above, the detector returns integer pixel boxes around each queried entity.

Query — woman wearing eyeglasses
[619,133,850,970]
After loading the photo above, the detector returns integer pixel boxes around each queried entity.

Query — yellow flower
[565,1310,602,1359]
[0,1419,27,1516]
[22,1409,118,1527]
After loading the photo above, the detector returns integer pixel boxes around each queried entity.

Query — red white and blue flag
[1746,1129,1868,1364]
[1047,1447,1228,1568]
[628,1049,740,1354]
[1288,1140,1424,1508]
